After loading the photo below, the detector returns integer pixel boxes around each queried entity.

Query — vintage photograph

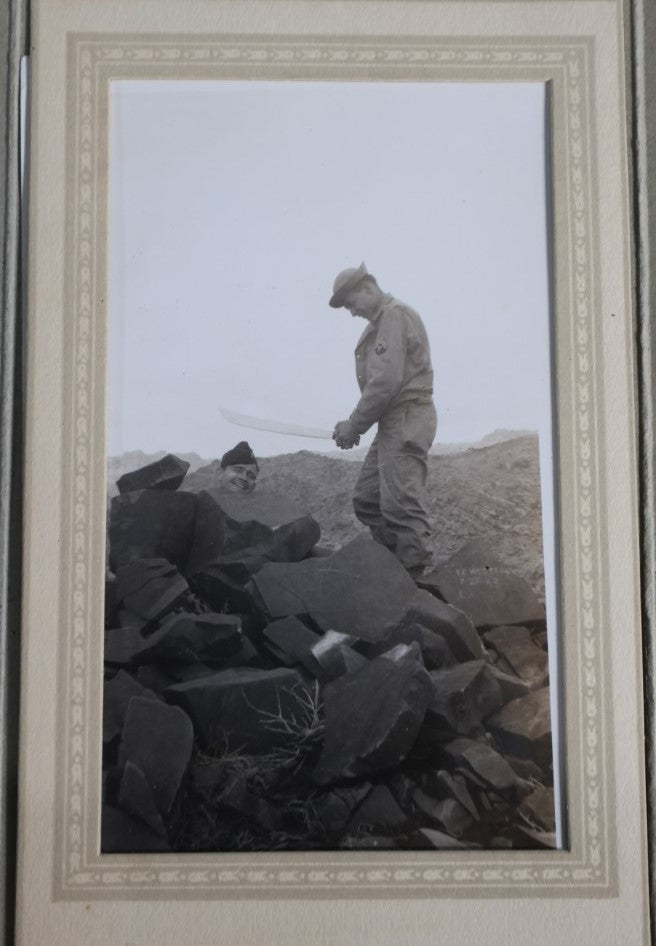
[15,0,650,939]
[102,78,559,854]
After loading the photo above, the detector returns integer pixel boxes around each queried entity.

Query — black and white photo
[103,79,560,854]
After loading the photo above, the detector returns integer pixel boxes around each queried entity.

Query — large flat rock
[136,665,175,695]
[442,737,519,795]
[109,489,197,571]
[312,784,372,833]
[186,488,320,577]
[217,777,280,831]
[420,660,504,741]
[483,626,548,687]
[105,571,118,626]
[118,695,194,815]
[221,637,263,670]
[347,784,408,832]
[115,608,151,634]
[118,761,167,838]
[189,561,263,613]
[262,616,322,674]
[105,626,147,667]
[132,612,243,665]
[103,670,158,743]
[484,664,533,702]
[414,828,471,850]
[114,559,189,623]
[420,542,546,630]
[311,630,368,681]
[425,769,479,820]
[116,453,190,494]
[519,786,556,833]
[412,789,473,838]
[368,621,455,670]
[514,825,557,850]
[487,687,553,769]
[249,535,417,643]
[101,806,170,853]
[166,666,311,752]
[312,642,432,785]
[397,590,485,662]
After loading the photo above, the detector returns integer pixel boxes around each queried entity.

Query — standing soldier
[330,263,437,578]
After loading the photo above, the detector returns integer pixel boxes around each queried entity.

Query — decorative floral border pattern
[56,34,612,898]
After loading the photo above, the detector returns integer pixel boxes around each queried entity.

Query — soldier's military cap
[221,441,259,471]
[329,262,369,308]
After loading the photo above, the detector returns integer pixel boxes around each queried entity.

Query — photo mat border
[53,30,621,899]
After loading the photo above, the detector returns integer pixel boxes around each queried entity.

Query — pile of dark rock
[103,453,556,853]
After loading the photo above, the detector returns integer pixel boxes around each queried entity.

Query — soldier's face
[218,464,258,493]
[343,283,379,319]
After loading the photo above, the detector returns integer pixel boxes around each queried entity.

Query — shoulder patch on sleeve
[375,339,388,355]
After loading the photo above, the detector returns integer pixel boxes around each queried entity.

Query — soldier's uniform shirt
[349,293,434,434]
[346,293,437,573]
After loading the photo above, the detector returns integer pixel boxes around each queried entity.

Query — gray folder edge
[1,1,27,945]
[0,1,654,944]
[631,0,656,936]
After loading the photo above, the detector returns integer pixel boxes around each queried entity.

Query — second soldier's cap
[221,441,259,471]
[329,262,369,308]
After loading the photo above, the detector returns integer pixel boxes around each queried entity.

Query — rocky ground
[182,434,545,600]
[102,446,554,854]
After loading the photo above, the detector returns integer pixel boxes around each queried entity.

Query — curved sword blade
[220,407,333,440]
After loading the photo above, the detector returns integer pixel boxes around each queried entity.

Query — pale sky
[108,79,551,460]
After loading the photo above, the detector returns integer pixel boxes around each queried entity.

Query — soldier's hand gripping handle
[332,419,360,450]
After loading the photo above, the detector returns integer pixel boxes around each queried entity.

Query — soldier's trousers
[352,399,437,572]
